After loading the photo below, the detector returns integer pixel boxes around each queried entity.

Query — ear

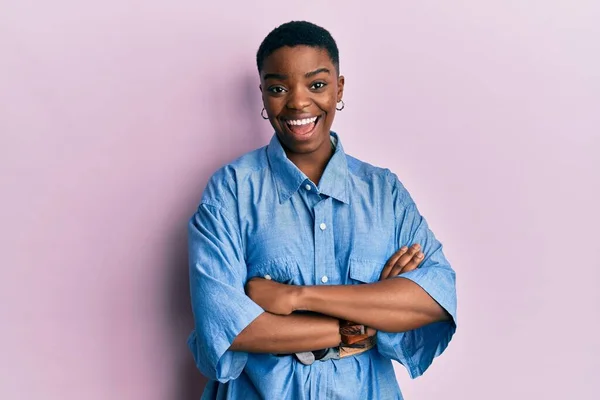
[337,75,345,102]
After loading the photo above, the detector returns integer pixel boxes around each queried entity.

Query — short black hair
[256,21,340,74]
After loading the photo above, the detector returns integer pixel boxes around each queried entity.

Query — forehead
[262,45,334,76]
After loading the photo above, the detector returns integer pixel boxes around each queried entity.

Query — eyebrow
[305,67,331,78]
[262,67,331,81]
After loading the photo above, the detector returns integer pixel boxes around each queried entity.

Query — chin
[277,128,330,154]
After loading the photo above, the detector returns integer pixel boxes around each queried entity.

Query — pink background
[2,1,599,399]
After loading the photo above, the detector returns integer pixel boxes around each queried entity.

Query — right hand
[379,244,425,280]
[364,244,425,339]
[245,277,299,316]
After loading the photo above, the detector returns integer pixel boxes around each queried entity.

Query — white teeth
[286,117,318,126]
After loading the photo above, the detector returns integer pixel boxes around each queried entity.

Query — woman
[188,21,457,399]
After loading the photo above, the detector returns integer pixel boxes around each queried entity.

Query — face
[260,45,344,155]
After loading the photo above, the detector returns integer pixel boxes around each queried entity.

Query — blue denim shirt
[187,132,457,399]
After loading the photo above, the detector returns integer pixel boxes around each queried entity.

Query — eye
[267,86,287,94]
[310,81,327,90]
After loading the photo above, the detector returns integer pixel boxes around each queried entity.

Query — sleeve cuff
[377,266,457,378]
[188,299,264,382]
[399,266,457,323]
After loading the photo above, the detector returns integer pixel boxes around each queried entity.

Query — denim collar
[266,131,350,204]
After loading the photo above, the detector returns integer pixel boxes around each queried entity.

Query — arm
[296,275,449,333]
[230,312,341,353]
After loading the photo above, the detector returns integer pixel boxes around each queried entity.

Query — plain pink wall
[2,1,599,399]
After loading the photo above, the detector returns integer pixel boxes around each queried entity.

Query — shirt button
[304,184,311,191]
[319,223,327,230]
[321,275,328,283]
[264,274,272,280]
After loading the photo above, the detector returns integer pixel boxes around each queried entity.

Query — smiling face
[260,45,344,156]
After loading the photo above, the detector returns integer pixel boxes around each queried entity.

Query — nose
[285,86,311,110]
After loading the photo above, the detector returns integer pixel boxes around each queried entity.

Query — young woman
[188,21,457,399]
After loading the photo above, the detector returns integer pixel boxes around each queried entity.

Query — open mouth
[283,116,320,138]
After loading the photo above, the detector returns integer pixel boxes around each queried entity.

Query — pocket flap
[348,258,382,284]
[247,257,295,283]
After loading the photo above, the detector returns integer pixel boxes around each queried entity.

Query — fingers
[384,244,425,279]
[379,246,408,280]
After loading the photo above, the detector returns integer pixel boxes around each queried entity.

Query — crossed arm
[229,244,450,354]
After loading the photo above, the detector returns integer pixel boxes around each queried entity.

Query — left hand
[245,278,300,315]
[379,243,424,280]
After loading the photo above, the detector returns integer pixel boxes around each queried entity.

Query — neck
[285,140,334,186]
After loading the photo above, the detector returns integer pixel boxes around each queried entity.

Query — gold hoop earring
[336,100,345,111]
[261,108,269,120]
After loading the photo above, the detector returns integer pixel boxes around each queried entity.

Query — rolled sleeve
[377,175,457,378]
[377,266,457,378]
[187,202,264,382]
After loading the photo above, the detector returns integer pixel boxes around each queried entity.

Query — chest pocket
[348,258,383,285]
[246,257,298,285]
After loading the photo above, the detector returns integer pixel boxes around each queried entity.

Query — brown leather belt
[338,335,376,358]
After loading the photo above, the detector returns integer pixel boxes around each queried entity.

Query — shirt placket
[313,196,335,285]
